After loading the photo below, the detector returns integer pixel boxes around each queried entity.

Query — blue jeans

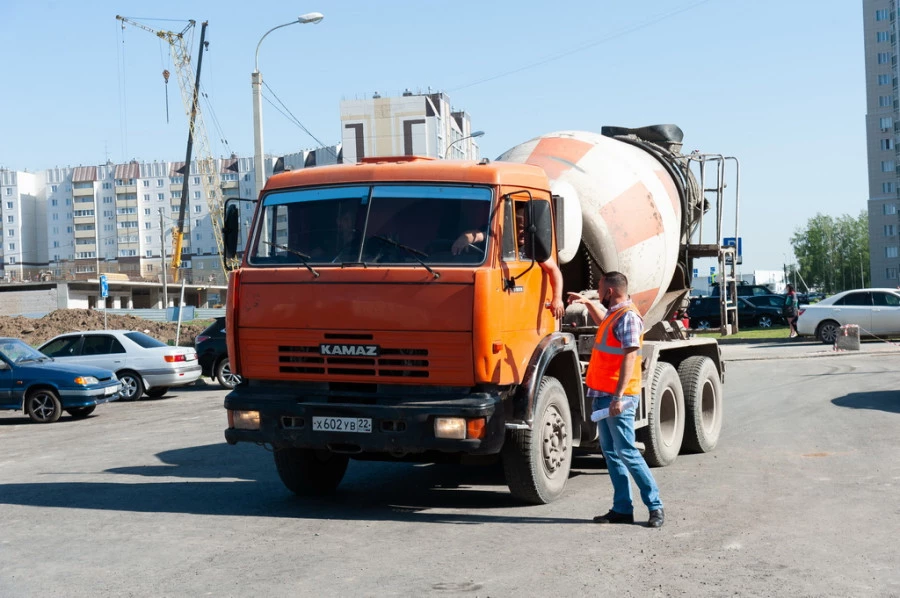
[592,392,663,514]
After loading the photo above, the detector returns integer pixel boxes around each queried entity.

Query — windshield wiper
[262,241,320,278]
[372,235,440,279]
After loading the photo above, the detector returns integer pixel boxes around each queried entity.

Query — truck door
[498,195,555,380]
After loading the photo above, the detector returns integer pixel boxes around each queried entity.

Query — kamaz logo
[320,344,380,356]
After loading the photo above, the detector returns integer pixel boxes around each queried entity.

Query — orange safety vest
[586,304,643,395]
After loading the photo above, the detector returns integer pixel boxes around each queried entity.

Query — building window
[8,230,13,237]
[193,191,201,199]
[157,193,165,201]
[193,176,200,185]
[884,202,897,214]
[144,194,150,201]
[104,196,113,203]
[51,185,58,192]
[882,138,894,150]
[887,246,899,258]
[144,208,151,215]
[885,224,896,236]
[882,160,895,172]
[4,188,11,196]
[877,31,890,42]
[5,201,12,209]
[877,52,891,65]
[887,267,898,279]
[143,180,150,187]
[194,205,202,213]
[157,179,164,187]
[145,222,152,229]
[8,243,14,250]
[876,8,889,20]
[881,117,894,130]
[879,95,893,107]
[6,215,12,223]
[878,74,891,85]
[171,190,182,199]
[146,250,153,257]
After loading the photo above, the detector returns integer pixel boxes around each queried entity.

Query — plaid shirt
[587,300,643,398]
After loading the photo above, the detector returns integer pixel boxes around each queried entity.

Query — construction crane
[115,15,235,280]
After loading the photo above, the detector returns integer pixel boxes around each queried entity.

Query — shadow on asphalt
[832,390,900,414]
[0,442,606,523]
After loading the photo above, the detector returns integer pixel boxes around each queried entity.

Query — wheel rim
[30,393,55,421]
[821,324,838,343]
[221,361,241,387]
[700,379,718,433]
[541,404,569,476]
[659,386,679,447]
[120,376,138,399]
[698,320,710,330]
[759,317,772,328]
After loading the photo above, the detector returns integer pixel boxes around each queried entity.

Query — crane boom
[115,15,235,281]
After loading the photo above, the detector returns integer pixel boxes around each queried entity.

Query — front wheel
[274,448,350,496]
[26,389,63,423]
[215,358,241,389]
[637,362,685,467]
[66,405,96,419]
[502,376,572,504]
[817,320,840,344]
[757,315,774,328]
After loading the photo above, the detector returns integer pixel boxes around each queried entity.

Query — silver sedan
[796,288,900,343]
[39,330,201,401]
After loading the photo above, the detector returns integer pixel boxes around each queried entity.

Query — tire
[637,362,685,467]
[215,357,241,389]
[757,315,774,328]
[25,389,63,424]
[816,320,840,344]
[274,448,350,496]
[502,376,572,504]
[66,405,96,419]
[117,371,144,402]
[145,387,169,398]
[677,356,723,454]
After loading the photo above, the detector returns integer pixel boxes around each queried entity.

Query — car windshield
[0,339,48,363]
[124,331,168,348]
[248,184,493,267]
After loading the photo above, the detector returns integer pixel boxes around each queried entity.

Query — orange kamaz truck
[224,125,736,504]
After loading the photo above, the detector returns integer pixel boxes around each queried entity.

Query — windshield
[0,339,48,363]
[248,184,493,266]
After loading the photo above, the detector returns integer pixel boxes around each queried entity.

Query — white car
[38,330,202,401]
[796,288,900,344]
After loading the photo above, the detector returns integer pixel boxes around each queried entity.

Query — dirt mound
[0,309,210,347]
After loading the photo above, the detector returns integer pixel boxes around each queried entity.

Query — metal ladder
[684,154,741,335]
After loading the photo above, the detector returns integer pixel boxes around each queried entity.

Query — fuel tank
[497,129,690,326]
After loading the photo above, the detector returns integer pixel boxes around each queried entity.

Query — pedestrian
[784,284,799,338]
[568,271,665,528]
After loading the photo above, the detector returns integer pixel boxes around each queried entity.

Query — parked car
[709,283,774,298]
[797,288,900,344]
[0,337,121,423]
[688,296,783,330]
[38,330,201,401]
[195,317,241,389]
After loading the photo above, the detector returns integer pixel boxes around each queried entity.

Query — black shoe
[647,509,665,528]
[592,510,634,524]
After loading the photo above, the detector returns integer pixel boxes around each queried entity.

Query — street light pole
[252,13,324,197]
[444,130,484,159]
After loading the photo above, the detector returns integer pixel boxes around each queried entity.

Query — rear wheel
[757,315,774,328]
[637,362,685,467]
[66,405,96,419]
[274,448,350,496]
[677,356,723,453]
[502,376,572,504]
[816,320,840,344]
[215,357,241,389]
[26,389,63,424]
[117,371,144,402]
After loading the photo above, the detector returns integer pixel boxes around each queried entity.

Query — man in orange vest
[568,271,664,528]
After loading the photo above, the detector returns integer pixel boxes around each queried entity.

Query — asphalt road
[1,351,899,597]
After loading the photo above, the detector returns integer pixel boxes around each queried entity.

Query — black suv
[688,297,783,330]
[195,317,241,389]
[708,283,774,298]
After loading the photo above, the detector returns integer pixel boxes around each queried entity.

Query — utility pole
[159,208,168,307]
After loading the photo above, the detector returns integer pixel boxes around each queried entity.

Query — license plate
[104,385,119,395]
[312,417,372,433]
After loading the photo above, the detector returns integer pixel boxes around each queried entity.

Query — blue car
[0,337,121,423]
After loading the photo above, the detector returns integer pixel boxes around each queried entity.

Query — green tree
[790,211,868,294]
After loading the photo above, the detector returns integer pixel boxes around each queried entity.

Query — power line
[450,0,714,92]
[262,81,338,158]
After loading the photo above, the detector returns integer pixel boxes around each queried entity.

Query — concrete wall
[0,286,60,316]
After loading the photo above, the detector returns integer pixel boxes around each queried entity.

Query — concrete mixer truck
[222,124,736,504]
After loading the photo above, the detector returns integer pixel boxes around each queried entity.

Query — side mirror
[528,200,553,263]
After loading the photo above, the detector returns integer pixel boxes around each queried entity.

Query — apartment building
[864,0,900,285]
[340,90,479,163]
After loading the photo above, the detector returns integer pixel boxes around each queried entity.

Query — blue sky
[0,0,865,275]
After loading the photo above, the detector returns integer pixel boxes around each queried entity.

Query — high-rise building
[864,0,900,285]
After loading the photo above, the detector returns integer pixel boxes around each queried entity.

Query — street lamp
[252,13,324,196]
[444,130,484,159]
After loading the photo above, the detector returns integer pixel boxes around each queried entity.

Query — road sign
[710,266,716,275]
[692,268,699,278]
[723,237,743,265]
[99,275,108,298]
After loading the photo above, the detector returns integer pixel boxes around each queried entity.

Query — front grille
[278,345,430,378]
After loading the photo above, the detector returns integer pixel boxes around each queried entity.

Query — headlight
[74,376,99,386]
